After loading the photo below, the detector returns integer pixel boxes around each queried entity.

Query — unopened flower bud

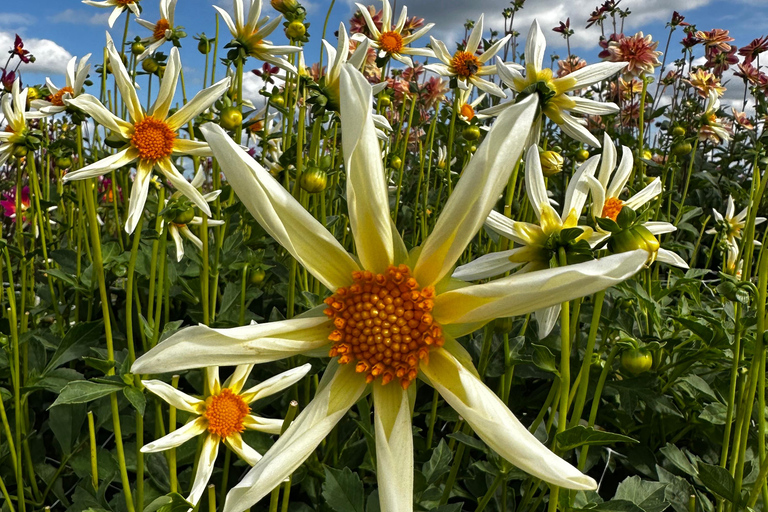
[539,150,564,177]
[300,167,327,193]
[609,225,660,260]
[271,0,300,14]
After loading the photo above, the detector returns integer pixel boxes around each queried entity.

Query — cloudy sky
[3,0,768,104]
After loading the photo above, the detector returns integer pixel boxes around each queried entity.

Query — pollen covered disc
[131,117,176,162]
[153,19,171,41]
[602,196,624,221]
[204,388,250,439]
[324,265,444,389]
[451,51,481,79]
[51,87,74,107]
[379,31,404,54]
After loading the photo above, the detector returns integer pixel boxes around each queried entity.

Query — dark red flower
[253,63,281,84]
[670,11,688,27]
[553,18,572,36]
[739,36,768,64]
[11,34,31,64]
[1,69,16,92]
[706,45,739,76]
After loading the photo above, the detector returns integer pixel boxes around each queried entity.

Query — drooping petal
[200,123,360,291]
[167,77,232,131]
[433,250,648,330]
[187,434,220,506]
[644,221,677,235]
[373,383,414,512]
[656,249,689,269]
[62,147,137,181]
[558,111,601,147]
[224,432,263,465]
[534,305,560,339]
[420,348,597,490]
[169,224,185,262]
[156,158,211,217]
[452,249,525,281]
[222,363,368,512]
[241,363,312,403]
[413,94,538,287]
[142,379,204,414]
[66,94,133,138]
[131,315,333,374]
[141,416,207,452]
[124,160,154,234]
[340,64,394,273]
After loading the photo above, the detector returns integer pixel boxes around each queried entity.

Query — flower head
[62,34,231,234]
[82,0,140,28]
[31,54,92,116]
[166,169,225,261]
[706,196,766,268]
[698,90,731,144]
[605,32,662,77]
[557,55,587,78]
[739,36,768,64]
[732,108,754,130]
[0,186,30,219]
[134,64,649,512]
[11,34,31,64]
[135,0,178,61]
[685,68,725,99]
[141,364,311,506]
[0,79,41,167]
[696,28,734,52]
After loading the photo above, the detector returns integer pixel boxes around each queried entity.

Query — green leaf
[422,439,453,486]
[143,493,194,512]
[696,462,741,504]
[660,444,698,477]
[532,344,559,375]
[699,403,728,425]
[44,321,103,373]
[614,476,669,512]
[51,380,124,407]
[555,426,638,452]
[123,386,146,415]
[322,466,365,512]
[49,403,86,455]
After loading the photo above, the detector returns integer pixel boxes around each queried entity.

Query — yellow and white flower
[426,14,511,97]
[480,20,626,147]
[135,0,177,61]
[167,168,224,262]
[321,23,372,110]
[354,0,435,67]
[82,0,140,28]
[0,79,38,166]
[456,85,486,122]
[31,54,92,116]
[141,363,311,506]
[706,195,766,257]
[213,0,301,73]
[699,90,731,144]
[133,64,648,512]
[62,34,231,234]
[454,146,602,338]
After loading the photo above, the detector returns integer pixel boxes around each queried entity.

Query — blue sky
[3,0,768,105]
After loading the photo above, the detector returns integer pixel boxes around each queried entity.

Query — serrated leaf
[532,344,559,375]
[51,380,124,407]
[322,466,365,512]
[422,439,452,486]
[614,476,669,512]
[696,461,742,504]
[555,426,638,452]
[660,444,698,477]
[123,386,146,415]
[591,499,647,512]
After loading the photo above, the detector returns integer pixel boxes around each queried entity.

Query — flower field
[1,0,768,511]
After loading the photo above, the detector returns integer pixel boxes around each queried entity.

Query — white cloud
[0,31,72,76]
[47,9,111,26]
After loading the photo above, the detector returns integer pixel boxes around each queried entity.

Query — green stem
[569,291,605,427]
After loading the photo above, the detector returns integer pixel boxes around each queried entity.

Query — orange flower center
[324,265,444,389]
[115,0,135,6]
[602,196,624,221]
[131,117,176,162]
[451,51,480,78]
[204,388,250,438]
[154,19,170,41]
[51,87,74,107]
[460,103,475,120]
[379,31,404,54]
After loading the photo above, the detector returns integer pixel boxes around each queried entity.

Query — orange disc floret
[115,0,136,5]
[51,87,74,107]
[451,51,481,79]
[379,31,404,54]
[324,265,444,389]
[460,103,475,121]
[153,19,171,41]
[131,117,176,162]
[602,196,624,221]
[204,388,250,438]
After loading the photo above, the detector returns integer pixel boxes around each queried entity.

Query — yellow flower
[62,34,231,234]
[134,64,648,512]
[141,364,310,506]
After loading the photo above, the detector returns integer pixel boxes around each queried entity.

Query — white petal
[169,224,185,262]
[524,145,549,222]
[157,159,212,217]
[525,20,546,71]
[452,250,524,281]
[478,35,510,64]
[566,61,627,88]
[200,123,360,291]
[63,147,137,181]
[562,155,600,221]
[413,95,538,287]
[167,77,232,131]
[466,14,484,55]
[606,146,633,198]
[421,347,596,490]
[535,305,560,339]
[433,250,648,329]
[644,221,677,235]
[656,249,689,269]
[224,432,262,465]
[124,161,153,234]
[213,5,238,36]
[243,414,285,435]
[106,33,144,123]
[373,383,414,512]
[495,57,524,89]
[569,97,620,115]
[173,138,213,157]
[141,416,207,452]
[340,64,394,272]
[150,46,181,120]
[223,363,367,512]
[559,112,601,148]
[241,363,312,403]
[187,434,220,506]
[132,315,333,374]
[597,133,615,190]
[624,178,662,210]
[66,94,133,137]
[222,364,255,394]
[142,379,203,413]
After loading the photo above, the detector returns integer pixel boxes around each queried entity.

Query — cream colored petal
[132,315,333,374]
[355,3,381,39]
[401,23,434,45]
[245,0,263,34]
[107,6,123,28]
[430,37,452,64]
[373,383,414,512]
[433,250,648,328]
[125,161,155,234]
[596,133,615,189]
[222,363,368,512]
[561,155,600,221]
[207,366,221,396]
[187,434,220,506]
[606,146,633,198]
[624,178,662,210]
[413,95,538,288]
[243,414,285,435]
[466,14,484,54]
[167,76,231,131]
[224,433,263,465]
[656,249,689,269]
[340,64,394,273]
[106,33,144,123]
[567,61,627,88]
[644,221,677,235]
[200,123,360,291]
[179,225,203,251]
[62,147,137,181]
[421,347,597,490]
[583,175,606,220]
[452,249,525,281]
[424,63,452,77]
[241,363,312,403]
[142,379,203,413]
[169,224,185,262]
[156,158,211,217]
[558,111,601,148]
[66,94,133,137]
[478,34,510,64]
[213,5,238,36]
[725,195,735,220]
[535,305,560,339]
[150,46,181,119]
[173,138,213,157]
[524,145,549,222]
[525,20,546,71]
[141,416,207,452]
[222,364,255,394]
[569,97,619,115]
[469,75,506,98]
